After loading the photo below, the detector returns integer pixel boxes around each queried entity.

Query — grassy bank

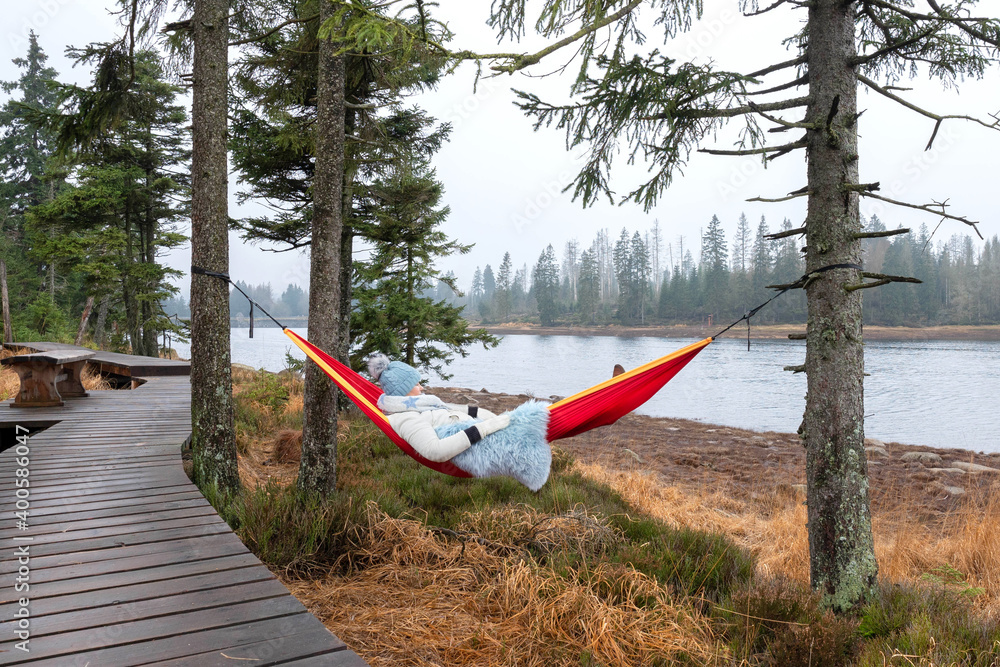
[216,368,1000,666]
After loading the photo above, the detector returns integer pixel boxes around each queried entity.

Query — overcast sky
[3,1,998,298]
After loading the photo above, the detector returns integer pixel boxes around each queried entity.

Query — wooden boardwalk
[0,351,365,665]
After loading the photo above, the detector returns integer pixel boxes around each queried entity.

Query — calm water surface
[174,329,1000,452]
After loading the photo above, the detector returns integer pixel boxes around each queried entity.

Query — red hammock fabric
[283,329,711,478]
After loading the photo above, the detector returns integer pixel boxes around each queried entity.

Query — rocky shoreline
[427,385,1000,517]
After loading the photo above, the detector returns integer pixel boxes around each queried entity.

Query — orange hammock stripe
[283,328,711,477]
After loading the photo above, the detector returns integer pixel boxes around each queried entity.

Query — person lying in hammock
[367,354,512,463]
[367,354,552,491]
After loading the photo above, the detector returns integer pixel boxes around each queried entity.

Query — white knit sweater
[378,395,497,462]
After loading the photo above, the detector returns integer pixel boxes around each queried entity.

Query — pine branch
[853,228,910,239]
[765,225,807,239]
[488,0,645,74]
[858,74,1000,148]
[661,96,811,122]
[745,74,810,97]
[743,0,807,17]
[698,138,806,157]
[844,273,922,292]
[745,55,807,79]
[747,101,818,130]
[851,27,937,66]
[747,190,811,203]
[229,14,319,47]
[862,272,922,283]
[925,0,1000,47]
[162,19,192,33]
[858,192,983,239]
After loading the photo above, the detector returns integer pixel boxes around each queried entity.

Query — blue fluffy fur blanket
[435,401,551,491]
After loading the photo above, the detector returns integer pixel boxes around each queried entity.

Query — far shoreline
[472,323,1000,342]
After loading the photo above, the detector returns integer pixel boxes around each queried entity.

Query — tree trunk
[75,295,95,346]
[803,0,878,612]
[94,295,109,349]
[339,107,357,369]
[298,0,344,495]
[190,0,239,494]
[1,259,12,344]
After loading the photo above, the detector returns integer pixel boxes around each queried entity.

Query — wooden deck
[0,352,365,665]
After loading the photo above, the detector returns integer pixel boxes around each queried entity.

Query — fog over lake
[175,329,1000,453]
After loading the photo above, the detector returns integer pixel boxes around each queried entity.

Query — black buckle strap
[191,265,287,336]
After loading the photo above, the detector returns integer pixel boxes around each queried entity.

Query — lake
[172,328,1000,453]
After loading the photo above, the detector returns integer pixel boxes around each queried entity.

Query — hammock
[283,329,712,478]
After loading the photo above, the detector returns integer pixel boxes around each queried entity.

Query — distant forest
[459,215,1000,328]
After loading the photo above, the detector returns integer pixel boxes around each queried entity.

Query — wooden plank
[6,513,227,548]
[0,596,307,664]
[4,495,208,525]
[0,470,192,497]
[8,578,292,639]
[0,504,219,539]
[0,521,234,560]
[0,561,274,620]
[0,484,198,512]
[0,551,262,603]
[1,531,242,585]
[1,464,181,488]
[0,529,244,576]
[147,628,356,666]
[12,614,335,666]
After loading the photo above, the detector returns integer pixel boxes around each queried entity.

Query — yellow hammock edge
[283,328,390,424]
[547,337,714,410]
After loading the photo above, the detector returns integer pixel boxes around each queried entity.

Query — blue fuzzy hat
[367,353,421,396]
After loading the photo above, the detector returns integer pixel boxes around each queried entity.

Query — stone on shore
[865,445,889,458]
[949,461,1000,474]
[929,481,966,496]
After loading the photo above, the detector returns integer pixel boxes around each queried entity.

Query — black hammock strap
[713,262,863,349]
[191,265,287,336]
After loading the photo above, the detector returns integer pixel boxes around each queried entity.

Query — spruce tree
[532,245,559,326]
[495,252,513,322]
[28,50,188,354]
[0,32,63,337]
[352,156,496,378]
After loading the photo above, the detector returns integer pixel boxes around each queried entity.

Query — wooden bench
[1,350,96,407]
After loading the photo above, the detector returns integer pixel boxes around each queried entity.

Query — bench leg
[9,362,64,408]
[57,360,90,398]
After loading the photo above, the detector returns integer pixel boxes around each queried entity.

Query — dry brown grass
[0,349,20,401]
[283,503,724,667]
[273,429,303,463]
[572,462,1000,618]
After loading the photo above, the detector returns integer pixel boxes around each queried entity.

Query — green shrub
[718,578,860,666]
[856,584,1000,667]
